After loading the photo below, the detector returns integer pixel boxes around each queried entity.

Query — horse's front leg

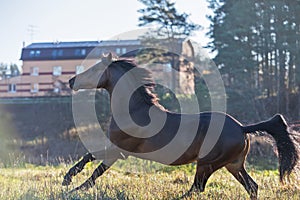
[62,153,95,186]
[70,158,117,192]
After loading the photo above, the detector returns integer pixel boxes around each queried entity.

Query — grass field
[0,157,299,200]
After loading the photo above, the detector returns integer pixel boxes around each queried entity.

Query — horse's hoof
[180,191,192,199]
[62,175,72,186]
[69,179,95,193]
[179,186,201,199]
[80,179,95,190]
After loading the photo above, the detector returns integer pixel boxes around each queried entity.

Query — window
[52,50,57,57]
[29,50,41,57]
[35,50,41,56]
[8,84,16,93]
[52,49,63,58]
[53,80,62,93]
[76,65,85,75]
[31,83,39,93]
[58,50,63,56]
[53,66,62,76]
[122,48,127,54]
[163,63,172,72]
[75,49,86,56]
[53,87,60,93]
[116,48,121,54]
[30,50,35,57]
[30,67,39,76]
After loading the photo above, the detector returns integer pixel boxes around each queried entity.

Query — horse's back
[169,112,245,165]
[196,112,246,164]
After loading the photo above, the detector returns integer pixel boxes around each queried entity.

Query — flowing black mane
[109,59,165,110]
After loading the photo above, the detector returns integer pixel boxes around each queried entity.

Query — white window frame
[29,50,41,57]
[74,49,86,56]
[76,65,85,75]
[30,50,35,57]
[31,83,39,93]
[81,49,86,56]
[31,66,39,76]
[163,63,172,72]
[53,87,60,93]
[8,84,16,93]
[53,66,62,76]
[35,50,41,56]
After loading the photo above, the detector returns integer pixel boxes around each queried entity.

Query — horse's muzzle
[69,77,76,89]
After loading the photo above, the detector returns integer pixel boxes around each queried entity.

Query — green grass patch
[0,158,299,200]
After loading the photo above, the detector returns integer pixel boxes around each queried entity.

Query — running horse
[63,53,299,199]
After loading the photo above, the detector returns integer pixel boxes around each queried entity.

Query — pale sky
[0,0,211,65]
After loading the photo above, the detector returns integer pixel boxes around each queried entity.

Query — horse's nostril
[69,77,76,89]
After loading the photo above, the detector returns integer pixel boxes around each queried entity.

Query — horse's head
[69,53,113,91]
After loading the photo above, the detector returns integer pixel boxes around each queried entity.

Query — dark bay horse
[63,53,299,199]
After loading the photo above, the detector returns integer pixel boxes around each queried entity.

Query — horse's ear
[102,52,113,65]
[107,52,113,61]
[106,52,119,62]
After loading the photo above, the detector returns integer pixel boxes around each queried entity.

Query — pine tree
[138,0,200,40]
[137,0,200,93]
[207,0,300,119]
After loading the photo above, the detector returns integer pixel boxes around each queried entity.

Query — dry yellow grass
[0,158,299,200]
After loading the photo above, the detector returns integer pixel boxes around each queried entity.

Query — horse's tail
[242,114,299,182]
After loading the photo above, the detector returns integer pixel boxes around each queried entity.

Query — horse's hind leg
[226,164,258,200]
[62,153,95,186]
[225,138,258,199]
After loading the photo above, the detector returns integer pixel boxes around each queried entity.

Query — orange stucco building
[0,40,141,98]
[0,39,195,98]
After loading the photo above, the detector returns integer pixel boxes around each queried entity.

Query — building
[0,39,194,98]
[0,40,141,98]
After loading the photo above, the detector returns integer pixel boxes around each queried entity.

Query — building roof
[21,39,142,61]
[25,40,141,49]
[20,38,190,61]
